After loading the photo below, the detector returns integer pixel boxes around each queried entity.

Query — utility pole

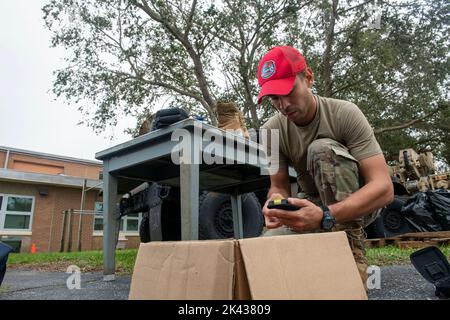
[77,179,87,251]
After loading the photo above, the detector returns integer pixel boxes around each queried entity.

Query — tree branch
[336,0,374,16]
[332,16,367,65]
[374,103,448,134]
[184,0,197,37]
[104,68,203,101]
[322,0,338,97]
[247,0,300,46]
[82,11,142,78]
[213,31,241,51]
[331,74,371,95]
[218,54,245,102]
[149,80,203,101]
[133,0,188,46]
[132,0,217,124]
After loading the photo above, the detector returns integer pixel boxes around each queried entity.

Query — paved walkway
[0,264,442,300]
[0,270,130,300]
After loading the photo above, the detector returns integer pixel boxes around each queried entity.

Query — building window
[93,202,104,231]
[122,213,140,232]
[0,194,34,231]
[93,202,141,233]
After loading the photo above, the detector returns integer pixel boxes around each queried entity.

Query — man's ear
[304,67,314,88]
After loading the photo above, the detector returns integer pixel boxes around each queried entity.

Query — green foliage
[43,0,449,164]
[285,0,450,164]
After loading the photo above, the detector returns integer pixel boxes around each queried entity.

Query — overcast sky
[0,0,135,161]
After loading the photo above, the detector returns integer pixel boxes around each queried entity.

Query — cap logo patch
[261,60,276,79]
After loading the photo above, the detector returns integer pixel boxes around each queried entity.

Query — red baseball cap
[257,46,307,104]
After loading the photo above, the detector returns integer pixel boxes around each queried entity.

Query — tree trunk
[185,45,217,125]
[322,0,338,97]
[133,0,217,125]
[241,63,259,127]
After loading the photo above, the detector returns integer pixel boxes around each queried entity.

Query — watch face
[323,218,334,230]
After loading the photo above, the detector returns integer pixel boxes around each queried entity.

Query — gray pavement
[0,270,130,300]
[0,264,443,300]
[368,264,439,300]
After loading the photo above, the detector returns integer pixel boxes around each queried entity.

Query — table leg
[180,163,199,240]
[103,161,118,281]
[231,192,244,239]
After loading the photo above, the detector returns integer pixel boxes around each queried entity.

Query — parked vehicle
[367,149,450,238]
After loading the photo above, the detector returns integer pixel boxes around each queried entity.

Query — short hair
[297,71,306,79]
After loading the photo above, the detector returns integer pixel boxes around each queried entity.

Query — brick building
[0,146,141,253]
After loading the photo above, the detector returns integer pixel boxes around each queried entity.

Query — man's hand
[262,166,291,229]
[262,193,285,229]
[264,198,324,232]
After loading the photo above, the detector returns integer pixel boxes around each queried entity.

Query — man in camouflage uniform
[258,46,394,285]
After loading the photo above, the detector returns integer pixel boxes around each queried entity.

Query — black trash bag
[401,192,443,232]
[427,190,450,229]
[402,190,450,232]
[151,107,189,130]
[0,241,13,286]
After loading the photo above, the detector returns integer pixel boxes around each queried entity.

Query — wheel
[140,191,264,242]
[198,192,264,240]
[371,197,413,238]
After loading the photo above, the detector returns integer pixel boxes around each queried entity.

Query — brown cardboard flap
[233,241,251,300]
[238,231,367,300]
[129,240,235,300]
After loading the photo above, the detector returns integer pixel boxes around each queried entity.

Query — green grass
[6,246,450,274]
[7,249,138,274]
[367,245,450,266]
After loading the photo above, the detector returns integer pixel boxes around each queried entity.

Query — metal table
[95,118,288,280]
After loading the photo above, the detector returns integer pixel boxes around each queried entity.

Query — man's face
[268,71,315,125]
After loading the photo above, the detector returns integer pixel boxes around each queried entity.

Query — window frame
[0,193,35,232]
[93,201,142,235]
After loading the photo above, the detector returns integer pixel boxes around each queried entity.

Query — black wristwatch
[320,205,336,231]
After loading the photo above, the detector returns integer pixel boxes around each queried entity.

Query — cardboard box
[129,231,367,300]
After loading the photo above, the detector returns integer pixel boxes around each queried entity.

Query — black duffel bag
[151,107,189,130]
